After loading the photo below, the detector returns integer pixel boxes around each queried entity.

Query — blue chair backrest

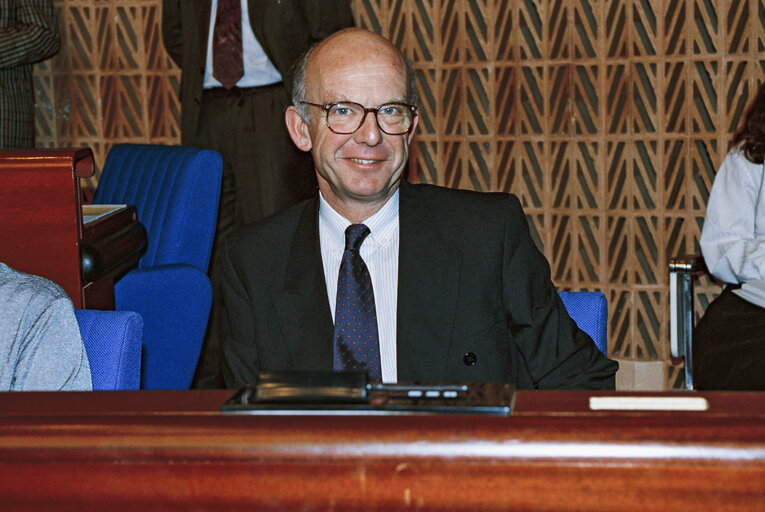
[94,144,223,273]
[558,291,608,356]
[75,309,142,390]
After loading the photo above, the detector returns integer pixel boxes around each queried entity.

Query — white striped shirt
[203,0,283,89]
[319,191,400,383]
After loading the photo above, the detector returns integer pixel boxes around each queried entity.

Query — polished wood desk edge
[0,389,762,418]
[0,147,95,178]
[0,393,762,511]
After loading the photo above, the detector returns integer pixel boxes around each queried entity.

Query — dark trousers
[693,286,765,390]
[191,84,316,388]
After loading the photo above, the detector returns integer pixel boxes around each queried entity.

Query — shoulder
[229,198,313,242]
[719,148,763,175]
[402,182,523,220]
[400,183,531,254]
[404,181,519,203]
[713,149,764,193]
[0,263,76,346]
[224,198,315,259]
[0,263,69,310]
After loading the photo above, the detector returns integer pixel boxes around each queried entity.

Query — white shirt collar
[318,189,400,251]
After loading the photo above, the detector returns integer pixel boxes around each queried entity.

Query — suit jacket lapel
[274,198,334,370]
[268,183,462,379]
[397,182,462,381]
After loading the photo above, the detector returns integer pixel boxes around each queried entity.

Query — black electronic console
[222,371,515,415]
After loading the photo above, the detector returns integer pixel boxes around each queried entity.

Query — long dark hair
[732,81,765,164]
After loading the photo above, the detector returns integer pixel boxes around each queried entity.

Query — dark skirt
[693,286,765,390]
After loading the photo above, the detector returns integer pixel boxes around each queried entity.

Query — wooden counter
[0,148,146,309]
[0,390,762,511]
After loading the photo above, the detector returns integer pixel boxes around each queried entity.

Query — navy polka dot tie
[332,224,382,382]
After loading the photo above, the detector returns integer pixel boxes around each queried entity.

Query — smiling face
[285,29,418,222]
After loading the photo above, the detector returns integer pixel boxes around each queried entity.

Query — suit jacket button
[463,352,477,366]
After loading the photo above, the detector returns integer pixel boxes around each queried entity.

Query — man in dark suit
[161,1,354,387]
[0,0,60,149]
[216,28,618,389]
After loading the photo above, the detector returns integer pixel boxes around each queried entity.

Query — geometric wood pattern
[35,0,180,190]
[34,0,765,388]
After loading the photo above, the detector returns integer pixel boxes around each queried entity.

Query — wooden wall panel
[33,0,765,389]
[35,0,181,189]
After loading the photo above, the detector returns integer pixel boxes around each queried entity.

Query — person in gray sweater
[0,262,91,391]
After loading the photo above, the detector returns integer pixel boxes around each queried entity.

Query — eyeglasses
[300,101,417,135]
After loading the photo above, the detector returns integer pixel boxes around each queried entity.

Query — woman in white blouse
[695,82,765,390]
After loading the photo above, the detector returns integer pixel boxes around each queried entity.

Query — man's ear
[285,106,313,152]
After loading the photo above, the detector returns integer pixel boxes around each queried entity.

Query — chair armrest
[668,255,707,276]
[75,309,143,391]
[114,264,212,389]
[557,291,608,356]
[668,254,707,390]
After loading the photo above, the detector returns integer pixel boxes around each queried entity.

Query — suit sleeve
[300,0,355,41]
[161,0,183,68]
[502,195,618,390]
[0,0,60,69]
[219,236,262,389]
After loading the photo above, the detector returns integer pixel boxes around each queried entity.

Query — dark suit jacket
[219,181,618,390]
[0,0,60,148]
[161,0,354,145]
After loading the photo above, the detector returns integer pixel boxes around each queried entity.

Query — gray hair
[291,42,319,122]
[291,43,419,123]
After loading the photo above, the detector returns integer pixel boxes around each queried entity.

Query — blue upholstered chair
[75,309,142,391]
[558,291,608,356]
[94,144,222,389]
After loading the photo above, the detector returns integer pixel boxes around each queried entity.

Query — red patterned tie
[333,224,382,382]
[212,0,244,89]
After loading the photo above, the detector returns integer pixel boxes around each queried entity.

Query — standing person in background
[0,0,60,149]
[161,1,354,388]
[695,82,765,390]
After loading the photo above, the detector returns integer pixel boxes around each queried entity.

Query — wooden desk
[0,148,146,308]
[0,390,762,511]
